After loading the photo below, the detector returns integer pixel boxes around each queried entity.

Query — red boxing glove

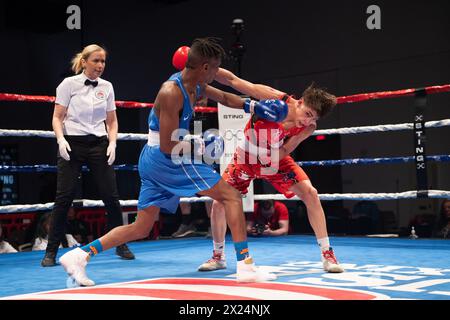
[172,46,190,70]
[254,120,285,149]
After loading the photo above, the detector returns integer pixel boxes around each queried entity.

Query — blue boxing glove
[203,130,224,161]
[183,131,224,163]
[243,99,288,122]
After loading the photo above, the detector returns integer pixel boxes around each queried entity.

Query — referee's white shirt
[55,72,116,136]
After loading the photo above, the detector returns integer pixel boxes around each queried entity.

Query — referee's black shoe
[116,244,135,260]
[41,251,58,267]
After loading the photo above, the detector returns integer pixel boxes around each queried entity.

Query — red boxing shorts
[222,148,309,198]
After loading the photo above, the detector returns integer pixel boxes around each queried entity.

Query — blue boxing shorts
[137,144,221,213]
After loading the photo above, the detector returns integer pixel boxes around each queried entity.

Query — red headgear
[172,46,190,70]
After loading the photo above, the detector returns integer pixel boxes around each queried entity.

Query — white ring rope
[1,190,449,213]
[0,130,148,140]
[255,190,450,201]
[0,119,449,140]
[313,119,450,136]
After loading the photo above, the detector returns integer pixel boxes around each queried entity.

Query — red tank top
[243,94,306,149]
[238,94,305,166]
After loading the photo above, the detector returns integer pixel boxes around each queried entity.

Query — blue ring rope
[0,155,449,173]
[297,155,450,167]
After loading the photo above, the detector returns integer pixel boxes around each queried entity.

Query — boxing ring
[0,84,449,300]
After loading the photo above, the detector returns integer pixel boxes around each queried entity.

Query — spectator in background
[0,222,17,254]
[171,202,213,238]
[247,200,289,237]
[434,199,450,239]
[33,212,79,251]
[171,203,197,238]
[66,206,93,245]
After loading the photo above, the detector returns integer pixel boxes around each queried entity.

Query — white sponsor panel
[218,103,254,212]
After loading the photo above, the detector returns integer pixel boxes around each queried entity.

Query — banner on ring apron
[218,102,254,212]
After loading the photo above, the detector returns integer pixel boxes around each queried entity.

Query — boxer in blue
[58,37,288,286]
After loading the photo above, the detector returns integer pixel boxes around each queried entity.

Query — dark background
[0,0,449,234]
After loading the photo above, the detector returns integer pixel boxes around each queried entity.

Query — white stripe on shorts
[180,162,202,191]
[188,163,212,190]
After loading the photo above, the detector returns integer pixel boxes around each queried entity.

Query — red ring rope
[0,84,449,112]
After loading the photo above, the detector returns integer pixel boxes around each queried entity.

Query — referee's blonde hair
[71,44,107,74]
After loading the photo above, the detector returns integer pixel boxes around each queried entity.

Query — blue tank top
[148,72,201,132]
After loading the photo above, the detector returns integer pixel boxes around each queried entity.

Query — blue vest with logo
[148,72,201,132]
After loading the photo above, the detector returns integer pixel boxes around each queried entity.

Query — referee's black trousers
[46,135,124,253]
